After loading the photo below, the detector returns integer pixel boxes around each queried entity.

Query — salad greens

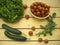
[0,0,24,23]
[36,12,57,36]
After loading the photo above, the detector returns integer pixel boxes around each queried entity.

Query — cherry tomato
[31,9,35,13]
[36,12,40,17]
[34,12,37,15]
[38,38,43,42]
[44,39,49,44]
[34,6,37,9]
[31,26,35,31]
[36,9,39,12]
[39,7,43,11]
[23,4,27,9]
[44,8,49,13]
[28,31,33,36]
[45,12,49,16]
[30,4,34,9]
[25,15,30,20]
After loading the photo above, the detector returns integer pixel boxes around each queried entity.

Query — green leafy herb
[49,32,52,36]
[52,12,56,18]
[0,0,24,23]
[36,12,57,37]
[40,25,45,29]
[36,32,41,37]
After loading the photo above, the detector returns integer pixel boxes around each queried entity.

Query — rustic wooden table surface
[0,0,60,45]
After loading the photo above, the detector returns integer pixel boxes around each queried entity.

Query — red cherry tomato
[44,8,49,13]
[28,31,33,36]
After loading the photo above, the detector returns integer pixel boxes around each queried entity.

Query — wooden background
[0,0,60,45]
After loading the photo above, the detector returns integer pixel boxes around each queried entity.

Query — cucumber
[2,24,22,35]
[4,31,27,41]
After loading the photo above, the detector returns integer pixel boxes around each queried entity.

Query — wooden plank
[0,18,60,28]
[23,0,60,7]
[50,8,60,17]
[0,41,60,45]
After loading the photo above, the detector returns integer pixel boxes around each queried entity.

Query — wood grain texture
[23,0,60,7]
[0,0,60,45]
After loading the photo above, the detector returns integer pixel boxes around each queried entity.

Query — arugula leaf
[40,25,45,29]
[49,32,53,36]
[52,12,56,18]
[48,21,57,27]
[36,12,57,37]
[36,32,41,37]
[46,16,53,22]
[0,0,24,23]
[42,31,47,36]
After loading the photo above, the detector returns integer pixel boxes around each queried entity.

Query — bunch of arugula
[36,12,57,36]
[0,0,24,23]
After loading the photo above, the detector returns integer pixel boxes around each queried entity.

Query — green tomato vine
[36,12,57,37]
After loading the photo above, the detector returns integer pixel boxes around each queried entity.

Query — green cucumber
[2,24,22,35]
[4,31,27,41]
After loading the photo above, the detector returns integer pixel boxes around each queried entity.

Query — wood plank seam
[0,40,60,42]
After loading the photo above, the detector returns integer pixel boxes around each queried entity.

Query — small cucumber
[4,31,27,41]
[2,24,22,35]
